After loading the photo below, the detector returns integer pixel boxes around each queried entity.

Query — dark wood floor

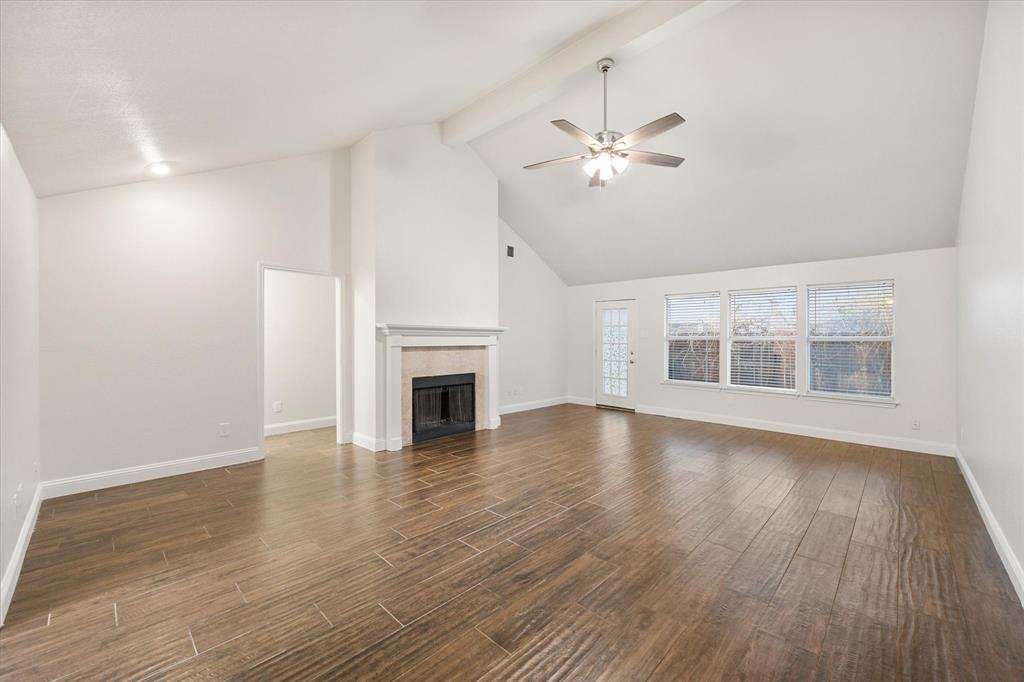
[2,405,1022,680]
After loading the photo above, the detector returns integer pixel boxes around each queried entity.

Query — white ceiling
[0,0,635,196]
[472,0,988,285]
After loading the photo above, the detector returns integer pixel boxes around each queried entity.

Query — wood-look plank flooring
[2,405,1022,680]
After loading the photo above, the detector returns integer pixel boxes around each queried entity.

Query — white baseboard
[499,396,569,415]
[337,431,353,445]
[40,446,263,500]
[955,447,1024,606]
[1,482,42,626]
[352,432,385,452]
[264,416,336,437]
[634,403,955,457]
[567,396,597,407]
[487,416,501,429]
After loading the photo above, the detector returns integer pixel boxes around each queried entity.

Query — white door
[595,300,637,409]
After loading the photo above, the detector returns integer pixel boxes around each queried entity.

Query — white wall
[350,134,381,447]
[567,248,958,454]
[499,219,568,412]
[263,269,336,434]
[373,124,499,326]
[349,125,500,448]
[956,0,1023,601]
[330,147,353,443]
[40,154,333,483]
[1,125,41,623]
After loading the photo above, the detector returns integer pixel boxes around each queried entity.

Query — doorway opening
[259,266,341,450]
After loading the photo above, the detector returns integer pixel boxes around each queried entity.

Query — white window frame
[663,291,722,387]
[806,279,896,403]
[726,285,799,395]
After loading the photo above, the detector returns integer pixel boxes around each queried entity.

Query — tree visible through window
[728,288,798,390]
[808,281,894,398]
[665,292,720,383]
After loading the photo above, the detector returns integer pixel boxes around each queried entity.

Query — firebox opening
[411,373,476,443]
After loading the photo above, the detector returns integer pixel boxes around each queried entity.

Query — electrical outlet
[272,401,283,413]
[218,422,231,437]
[911,419,920,431]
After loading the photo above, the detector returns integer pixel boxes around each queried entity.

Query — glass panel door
[595,300,637,409]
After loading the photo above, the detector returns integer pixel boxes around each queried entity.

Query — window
[728,287,797,391]
[665,292,720,384]
[808,280,894,399]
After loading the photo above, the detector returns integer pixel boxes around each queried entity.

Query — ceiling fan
[523,58,685,188]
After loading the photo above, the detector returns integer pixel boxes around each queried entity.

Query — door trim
[594,299,637,410]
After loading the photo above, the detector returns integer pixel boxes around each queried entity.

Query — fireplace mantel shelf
[377,323,506,337]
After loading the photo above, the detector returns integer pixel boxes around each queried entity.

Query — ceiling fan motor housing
[595,130,623,148]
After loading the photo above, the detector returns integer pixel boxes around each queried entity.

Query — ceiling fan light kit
[524,57,686,189]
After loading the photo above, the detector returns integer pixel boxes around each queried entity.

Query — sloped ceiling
[0,0,636,196]
[471,1,987,285]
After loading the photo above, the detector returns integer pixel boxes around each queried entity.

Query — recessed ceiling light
[147,161,172,176]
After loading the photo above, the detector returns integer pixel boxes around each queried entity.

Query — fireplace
[411,373,476,443]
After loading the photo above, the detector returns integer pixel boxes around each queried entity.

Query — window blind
[808,281,894,398]
[665,292,720,383]
[728,287,797,390]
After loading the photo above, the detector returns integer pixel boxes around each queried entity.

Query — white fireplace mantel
[377,323,505,451]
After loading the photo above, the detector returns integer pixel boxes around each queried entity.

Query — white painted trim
[376,323,506,337]
[40,447,263,500]
[352,432,385,452]
[568,396,597,407]
[338,431,353,445]
[264,416,337,436]
[500,396,569,415]
[634,403,955,456]
[955,447,1024,606]
[1,483,42,626]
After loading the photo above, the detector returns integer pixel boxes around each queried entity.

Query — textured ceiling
[472,0,987,285]
[0,0,635,196]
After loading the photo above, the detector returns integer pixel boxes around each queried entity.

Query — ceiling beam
[441,0,741,145]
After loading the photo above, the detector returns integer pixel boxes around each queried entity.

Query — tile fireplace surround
[377,324,505,451]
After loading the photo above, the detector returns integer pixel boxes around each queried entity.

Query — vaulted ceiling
[2,1,988,286]
[0,0,635,196]
[471,0,987,284]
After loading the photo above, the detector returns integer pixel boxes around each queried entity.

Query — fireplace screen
[411,373,476,443]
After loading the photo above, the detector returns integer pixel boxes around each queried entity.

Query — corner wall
[955,0,1023,602]
[498,219,568,412]
[39,154,333,488]
[1,125,41,623]
[567,248,958,454]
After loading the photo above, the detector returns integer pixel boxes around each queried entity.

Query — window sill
[803,392,899,408]
[726,385,801,399]
[657,381,898,408]
[661,380,722,391]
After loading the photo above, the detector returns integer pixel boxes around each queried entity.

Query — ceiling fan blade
[523,154,590,170]
[551,119,601,148]
[622,150,685,167]
[615,113,685,149]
